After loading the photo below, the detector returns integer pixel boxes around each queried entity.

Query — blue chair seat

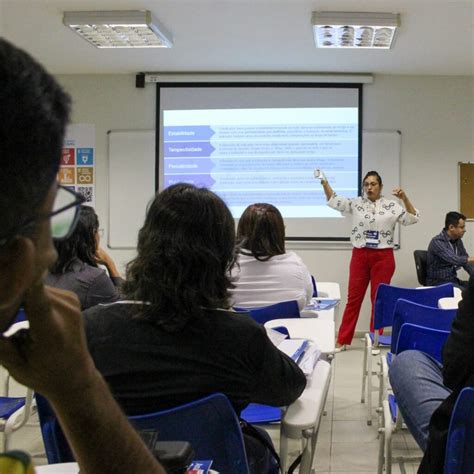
[369,332,391,346]
[240,403,282,424]
[0,397,25,418]
[386,351,394,366]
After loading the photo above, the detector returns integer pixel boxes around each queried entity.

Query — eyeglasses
[0,185,84,247]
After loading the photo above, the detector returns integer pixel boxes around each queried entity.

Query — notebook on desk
[305,298,340,311]
[276,338,321,376]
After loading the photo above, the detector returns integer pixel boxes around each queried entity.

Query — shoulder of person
[83,300,134,325]
[212,308,262,331]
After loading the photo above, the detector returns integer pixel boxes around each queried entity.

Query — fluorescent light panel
[312,12,400,49]
[63,10,173,48]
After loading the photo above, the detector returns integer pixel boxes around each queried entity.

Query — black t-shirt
[83,303,306,415]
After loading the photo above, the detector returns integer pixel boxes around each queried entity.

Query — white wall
[57,74,474,333]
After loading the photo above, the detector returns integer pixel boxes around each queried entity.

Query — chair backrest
[234,299,300,325]
[373,283,454,331]
[36,394,74,463]
[445,387,474,474]
[129,393,249,474]
[413,250,428,286]
[394,323,450,362]
[36,392,250,473]
[390,299,456,353]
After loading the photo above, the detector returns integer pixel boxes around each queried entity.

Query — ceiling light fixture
[63,10,173,49]
[312,12,400,49]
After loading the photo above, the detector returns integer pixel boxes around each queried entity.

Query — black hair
[50,206,99,274]
[362,171,383,187]
[237,203,285,261]
[445,211,466,230]
[122,184,237,331]
[0,38,71,241]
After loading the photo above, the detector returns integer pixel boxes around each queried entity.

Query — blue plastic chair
[362,283,454,425]
[444,387,474,474]
[234,299,300,325]
[376,299,458,429]
[36,392,251,473]
[36,394,74,463]
[129,393,250,473]
[390,299,456,355]
[379,323,451,474]
[395,323,450,363]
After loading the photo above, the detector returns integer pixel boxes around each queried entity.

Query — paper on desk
[306,298,340,311]
[266,327,288,346]
[298,343,321,377]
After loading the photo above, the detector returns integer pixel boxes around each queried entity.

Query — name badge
[365,230,380,248]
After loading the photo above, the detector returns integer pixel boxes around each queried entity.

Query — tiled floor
[4,338,424,473]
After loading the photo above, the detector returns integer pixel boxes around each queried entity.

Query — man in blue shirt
[426,211,474,290]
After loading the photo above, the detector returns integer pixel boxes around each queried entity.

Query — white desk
[265,318,335,355]
[311,282,341,322]
[36,463,79,473]
[315,282,341,299]
[438,297,461,310]
[300,306,335,321]
[280,360,331,474]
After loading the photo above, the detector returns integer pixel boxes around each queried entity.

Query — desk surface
[36,463,79,473]
[265,318,335,354]
[438,296,461,310]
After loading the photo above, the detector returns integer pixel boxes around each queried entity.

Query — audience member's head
[123,183,236,330]
[50,205,100,274]
[237,203,285,262]
[444,211,466,230]
[0,38,71,329]
[444,211,466,239]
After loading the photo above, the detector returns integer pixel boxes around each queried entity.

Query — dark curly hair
[50,205,99,274]
[122,184,237,331]
[236,203,286,262]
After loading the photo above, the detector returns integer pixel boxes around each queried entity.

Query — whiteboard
[108,129,401,249]
[108,130,156,248]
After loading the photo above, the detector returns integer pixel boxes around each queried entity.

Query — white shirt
[230,251,314,310]
[327,194,419,249]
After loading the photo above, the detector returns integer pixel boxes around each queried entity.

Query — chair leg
[367,345,373,425]
[382,400,392,474]
[377,426,385,474]
[377,355,388,430]
[280,432,289,473]
[298,436,311,474]
[361,334,370,403]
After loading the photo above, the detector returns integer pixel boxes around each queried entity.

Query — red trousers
[337,247,395,345]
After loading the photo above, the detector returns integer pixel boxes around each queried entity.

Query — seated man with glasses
[426,211,474,291]
[0,38,164,472]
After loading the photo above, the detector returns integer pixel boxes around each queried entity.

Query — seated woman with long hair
[230,203,313,310]
[45,205,122,310]
[83,184,306,474]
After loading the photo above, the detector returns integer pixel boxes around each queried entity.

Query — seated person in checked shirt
[426,211,474,291]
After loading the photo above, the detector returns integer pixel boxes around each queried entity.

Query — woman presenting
[315,170,419,351]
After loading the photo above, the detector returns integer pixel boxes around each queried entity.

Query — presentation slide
[163,107,358,218]
[157,84,362,240]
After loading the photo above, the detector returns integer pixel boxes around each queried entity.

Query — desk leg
[299,436,311,474]
[280,433,288,473]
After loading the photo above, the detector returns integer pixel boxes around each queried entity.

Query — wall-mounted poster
[59,124,95,206]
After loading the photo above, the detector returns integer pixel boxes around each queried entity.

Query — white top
[327,194,419,249]
[230,251,313,310]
